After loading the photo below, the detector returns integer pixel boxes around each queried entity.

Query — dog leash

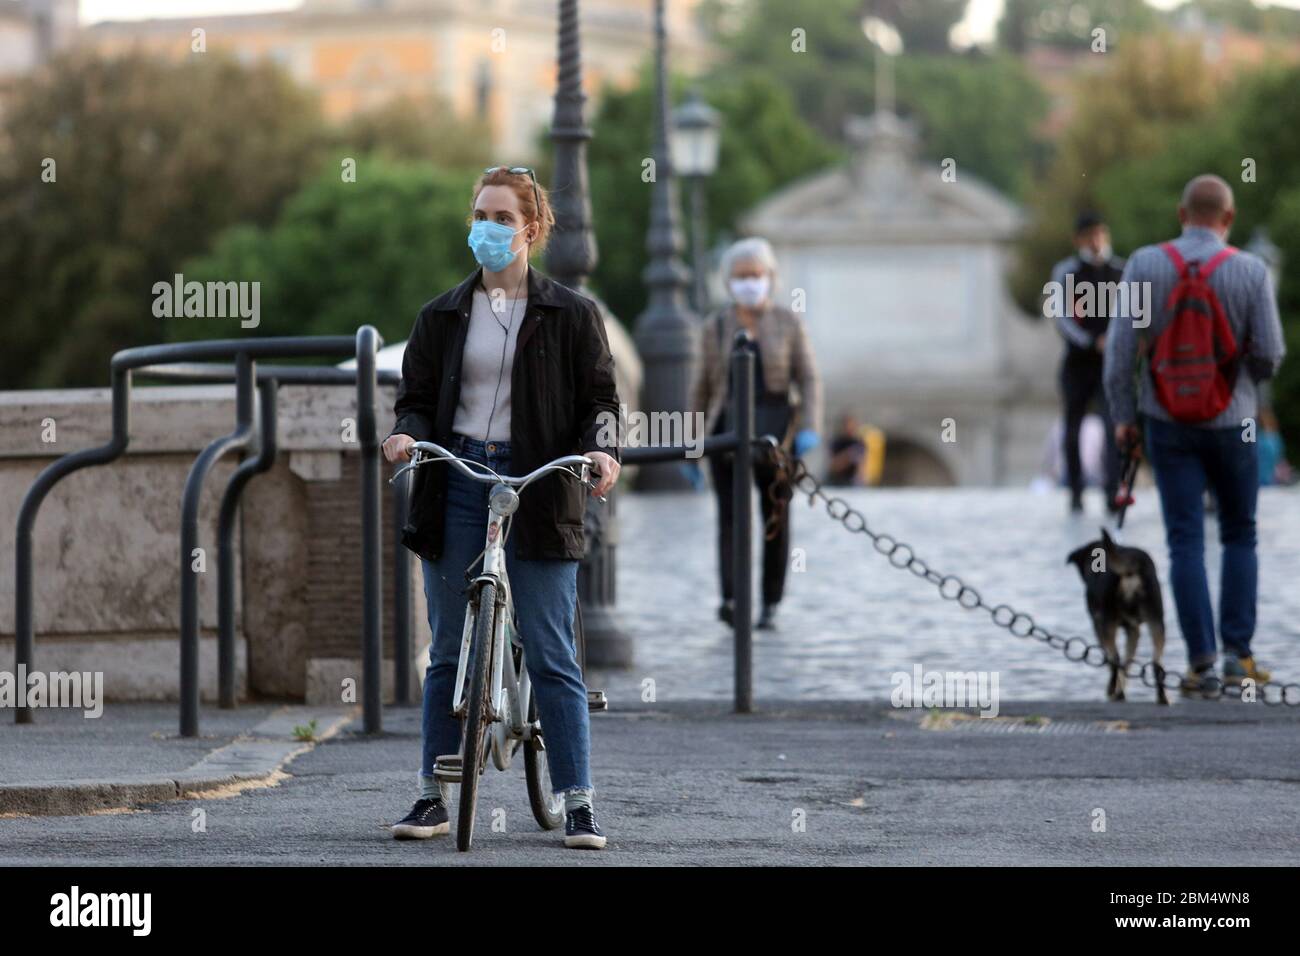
[1113,441,1140,530]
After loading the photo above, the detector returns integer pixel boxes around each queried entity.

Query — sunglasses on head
[483,166,542,227]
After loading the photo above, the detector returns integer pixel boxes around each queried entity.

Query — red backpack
[1149,243,1240,422]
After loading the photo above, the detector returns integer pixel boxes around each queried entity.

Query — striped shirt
[1103,226,1285,429]
[1047,252,1126,351]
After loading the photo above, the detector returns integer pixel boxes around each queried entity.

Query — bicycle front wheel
[456,582,496,852]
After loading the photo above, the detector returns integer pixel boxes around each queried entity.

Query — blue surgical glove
[681,460,705,490]
[793,429,819,458]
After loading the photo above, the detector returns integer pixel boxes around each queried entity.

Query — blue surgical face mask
[468,220,526,272]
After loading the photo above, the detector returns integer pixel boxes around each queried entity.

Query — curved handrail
[178,355,256,737]
[216,376,278,710]
[13,330,385,734]
[136,363,400,387]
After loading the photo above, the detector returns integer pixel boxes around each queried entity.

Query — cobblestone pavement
[590,487,1300,705]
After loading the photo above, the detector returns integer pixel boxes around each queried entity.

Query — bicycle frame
[392,441,597,772]
[450,521,538,771]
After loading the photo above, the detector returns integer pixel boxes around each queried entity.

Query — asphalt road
[3,699,1297,866]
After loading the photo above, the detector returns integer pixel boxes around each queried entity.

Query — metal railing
[622,331,764,713]
[14,327,767,728]
[13,328,399,736]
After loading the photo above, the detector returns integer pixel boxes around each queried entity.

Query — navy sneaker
[564,805,607,850]
[391,798,449,839]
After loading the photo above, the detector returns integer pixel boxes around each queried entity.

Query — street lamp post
[634,0,699,491]
[671,90,721,315]
[545,0,633,667]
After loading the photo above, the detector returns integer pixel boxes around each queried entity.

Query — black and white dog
[1066,529,1169,705]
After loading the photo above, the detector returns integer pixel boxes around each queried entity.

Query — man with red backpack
[1104,175,1285,696]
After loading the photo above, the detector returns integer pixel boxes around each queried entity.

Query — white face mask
[729,275,771,308]
[1079,243,1112,265]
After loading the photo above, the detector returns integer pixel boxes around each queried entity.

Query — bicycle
[390,440,608,852]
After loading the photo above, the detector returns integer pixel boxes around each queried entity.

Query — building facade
[742,108,1060,487]
[0,0,79,78]
[83,0,713,159]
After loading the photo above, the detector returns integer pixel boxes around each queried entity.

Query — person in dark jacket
[383,166,620,849]
[1047,211,1126,514]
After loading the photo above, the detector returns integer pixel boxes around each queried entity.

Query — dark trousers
[708,448,790,607]
[1144,417,1259,667]
[1060,350,1119,500]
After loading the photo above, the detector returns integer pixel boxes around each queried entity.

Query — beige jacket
[691,302,823,443]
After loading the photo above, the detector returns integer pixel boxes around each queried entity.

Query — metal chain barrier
[768,444,1300,707]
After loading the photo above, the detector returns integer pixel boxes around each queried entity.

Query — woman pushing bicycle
[383,166,620,850]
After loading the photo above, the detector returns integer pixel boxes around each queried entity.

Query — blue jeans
[419,435,592,798]
[1143,416,1259,669]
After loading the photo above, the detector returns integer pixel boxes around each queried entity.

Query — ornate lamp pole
[545,0,633,667]
[671,90,721,315]
[633,0,699,491]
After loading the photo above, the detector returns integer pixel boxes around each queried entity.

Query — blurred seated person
[827,412,867,486]
[1031,414,1106,496]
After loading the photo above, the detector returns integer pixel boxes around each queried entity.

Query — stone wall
[0,382,426,705]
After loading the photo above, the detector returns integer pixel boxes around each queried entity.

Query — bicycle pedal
[433,754,463,784]
[587,690,608,713]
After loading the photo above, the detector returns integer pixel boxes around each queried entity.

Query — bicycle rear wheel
[524,687,564,830]
[456,582,496,852]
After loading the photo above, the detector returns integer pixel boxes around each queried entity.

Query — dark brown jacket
[390,267,621,562]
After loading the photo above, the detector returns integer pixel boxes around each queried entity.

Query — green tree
[700,0,878,141]
[0,50,327,387]
[868,0,970,53]
[555,68,839,326]
[696,0,1047,199]
[896,54,1049,196]
[1009,35,1218,310]
[179,159,481,347]
[997,0,1159,51]
[332,94,494,167]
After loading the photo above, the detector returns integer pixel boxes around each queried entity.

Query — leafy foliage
[179,160,481,346]
[0,50,327,387]
[558,68,839,326]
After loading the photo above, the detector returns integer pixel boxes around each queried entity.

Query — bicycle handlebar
[388,440,601,499]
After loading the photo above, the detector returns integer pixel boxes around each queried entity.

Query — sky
[74,0,1300,49]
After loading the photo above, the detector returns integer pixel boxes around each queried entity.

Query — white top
[452,287,527,442]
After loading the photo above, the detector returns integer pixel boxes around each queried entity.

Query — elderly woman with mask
[691,237,823,631]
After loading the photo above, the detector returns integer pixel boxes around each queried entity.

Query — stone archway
[879,433,957,487]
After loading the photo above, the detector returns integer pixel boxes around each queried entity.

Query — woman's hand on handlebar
[383,433,416,464]
[587,451,620,497]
